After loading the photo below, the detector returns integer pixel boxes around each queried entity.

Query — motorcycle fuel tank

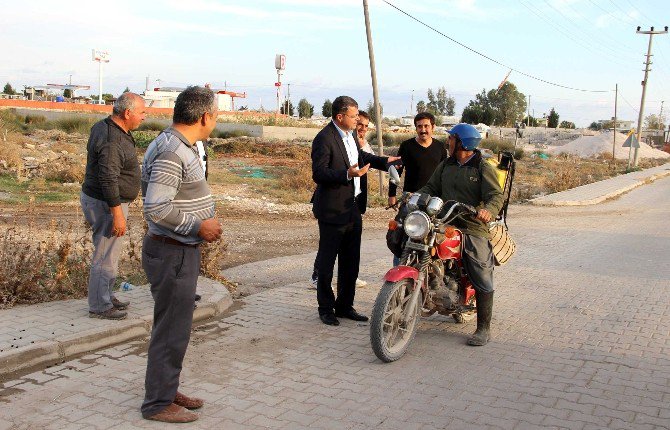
[435,227,462,260]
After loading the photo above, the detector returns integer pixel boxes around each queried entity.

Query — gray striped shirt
[141,128,215,245]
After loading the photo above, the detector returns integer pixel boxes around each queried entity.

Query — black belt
[148,234,198,248]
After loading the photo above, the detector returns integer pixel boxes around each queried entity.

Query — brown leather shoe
[174,391,204,410]
[146,403,198,423]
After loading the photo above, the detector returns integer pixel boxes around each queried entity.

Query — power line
[607,0,637,24]
[537,0,636,61]
[623,0,656,24]
[381,0,611,93]
[619,93,640,115]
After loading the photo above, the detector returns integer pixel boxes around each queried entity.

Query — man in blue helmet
[417,123,503,346]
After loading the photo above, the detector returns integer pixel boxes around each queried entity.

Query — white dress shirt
[333,121,361,197]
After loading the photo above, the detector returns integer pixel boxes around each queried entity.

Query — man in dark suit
[311,95,400,326]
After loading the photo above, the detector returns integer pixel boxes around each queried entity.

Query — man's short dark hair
[113,92,139,116]
[332,96,358,119]
[414,112,436,126]
[173,86,216,125]
[358,111,370,121]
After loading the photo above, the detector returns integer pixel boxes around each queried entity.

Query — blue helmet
[448,123,482,150]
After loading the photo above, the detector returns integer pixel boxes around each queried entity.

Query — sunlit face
[356,116,370,141]
[202,106,219,139]
[126,98,146,131]
[447,134,456,155]
[415,118,434,144]
[336,106,359,132]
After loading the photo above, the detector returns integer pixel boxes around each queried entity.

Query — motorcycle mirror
[388,165,401,185]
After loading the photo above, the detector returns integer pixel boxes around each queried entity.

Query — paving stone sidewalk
[0,277,233,377]
[530,162,670,206]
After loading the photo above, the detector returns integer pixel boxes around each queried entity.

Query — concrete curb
[530,164,670,206]
[0,277,233,378]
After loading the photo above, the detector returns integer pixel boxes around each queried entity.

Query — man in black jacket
[311,96,399,326]
[80,92,146,319]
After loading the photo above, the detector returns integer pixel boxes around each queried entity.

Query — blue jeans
[80,192,129,313]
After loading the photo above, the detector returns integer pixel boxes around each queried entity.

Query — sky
[1,0,669,127]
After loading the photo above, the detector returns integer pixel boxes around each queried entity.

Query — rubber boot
[467,291,494,346]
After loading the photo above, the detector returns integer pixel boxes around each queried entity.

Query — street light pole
[634,26,668,167]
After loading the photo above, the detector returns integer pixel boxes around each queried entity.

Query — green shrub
[137,120,165,131]
[133,130,159,149]
[215,129,247,139]
[480,138,514,154]
[24,114,47,125]
[513,148,525,160]
[52,117,97,135]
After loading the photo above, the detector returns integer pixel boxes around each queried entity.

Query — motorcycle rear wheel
[370,279,421,363]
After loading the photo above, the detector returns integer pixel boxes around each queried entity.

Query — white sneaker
[355,278,367,288]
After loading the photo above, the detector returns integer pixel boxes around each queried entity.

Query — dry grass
[0,218,91,308]
[43,163,85,183]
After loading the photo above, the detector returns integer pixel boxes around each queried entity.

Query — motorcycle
[370,187,482,363]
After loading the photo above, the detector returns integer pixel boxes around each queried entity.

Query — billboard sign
[275,54,286,71]
[92,49,110,62]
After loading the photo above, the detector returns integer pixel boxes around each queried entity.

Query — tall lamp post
[275,54,286,117]
[92,49,110,104]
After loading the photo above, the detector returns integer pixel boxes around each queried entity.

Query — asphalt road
[1,176,669,429]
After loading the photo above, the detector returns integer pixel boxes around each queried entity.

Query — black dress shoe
[320,313,340,326]
[335,309,369,322]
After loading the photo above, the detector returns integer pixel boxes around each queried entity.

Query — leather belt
[148,233,198,248]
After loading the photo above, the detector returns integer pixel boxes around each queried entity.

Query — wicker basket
[489,224,516,266]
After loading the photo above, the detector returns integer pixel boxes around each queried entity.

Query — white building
[143,86,246,111]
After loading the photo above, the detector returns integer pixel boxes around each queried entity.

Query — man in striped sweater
[140,86,222,423]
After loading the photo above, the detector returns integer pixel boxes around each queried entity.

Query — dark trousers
[316,209,362,316]
[462,234,495,294]
[140,236,201,418]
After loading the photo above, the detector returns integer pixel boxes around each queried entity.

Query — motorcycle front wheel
[370,279,421,363]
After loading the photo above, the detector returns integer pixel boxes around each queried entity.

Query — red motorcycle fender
[383,265,419,283]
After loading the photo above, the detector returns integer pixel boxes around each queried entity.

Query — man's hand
[198,218,223,243]
[347,163,370,178]
[110,206,126,237]
[387,156,401,164]
[476,208,493,223]
[388,196,397,207]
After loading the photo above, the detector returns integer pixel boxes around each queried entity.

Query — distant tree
[280,100,294,116]
[366,100,383,123]
[297,98,314,118]
[426,89,438,115]
[322,99,333,117]
[644,113,665,130]
[523,115,539,127]
[3,83,15,95]
[63,89,73,98]
[461,89,496,125]
[123,86,130,93]
[416,100,426,114]
[89,93,114,102]
[436,87,456,116]
[238,105,248,111]
[461,82,526,127]
[547,108,559,128]
[559,120,576,129]
[589,121,603,131]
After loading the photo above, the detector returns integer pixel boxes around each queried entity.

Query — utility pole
[659,100,665,133]
[286,83,291,116]
[613,83,618,160]
[634,26,668,167]
[363,0,385,196]
[527,94,530,127]
[410,89,414,116]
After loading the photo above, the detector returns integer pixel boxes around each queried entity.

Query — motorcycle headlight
[404,211,431,240]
